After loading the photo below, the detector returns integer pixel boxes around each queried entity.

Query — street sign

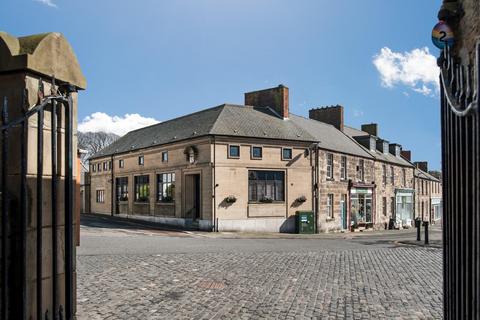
[432,21,454,49]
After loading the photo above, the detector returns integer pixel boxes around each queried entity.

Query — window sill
[326,178,334,181]
[156,202,175,205]
[248,201,285,205]
[134,202,150,205]
[326,217,335,222]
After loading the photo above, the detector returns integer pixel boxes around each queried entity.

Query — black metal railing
[440,41,480,319]
[0,79,75,320]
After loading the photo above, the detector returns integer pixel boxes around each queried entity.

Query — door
[185,174,201,220]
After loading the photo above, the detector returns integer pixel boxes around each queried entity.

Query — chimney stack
[401,150,411,161]
[245,85,289,119]
[308,105,344,131]
[361,123,378,136]
[414,161,429,172]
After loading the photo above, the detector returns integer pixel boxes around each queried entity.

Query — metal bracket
[439,41,480,117]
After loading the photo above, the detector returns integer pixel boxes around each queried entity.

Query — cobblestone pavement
[77,216,443,319]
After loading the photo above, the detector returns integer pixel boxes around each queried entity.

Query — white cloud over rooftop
[78,112,160,136]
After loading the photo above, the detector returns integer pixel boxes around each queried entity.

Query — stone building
[412,161,443,224]
[88,85,437,233]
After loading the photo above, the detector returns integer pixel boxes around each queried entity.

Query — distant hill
[78,131,119,162]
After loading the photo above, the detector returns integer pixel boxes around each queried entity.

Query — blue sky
[1,0,443,169]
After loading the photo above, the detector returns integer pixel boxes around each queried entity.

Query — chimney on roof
[308,105,344,131]
[361,123,378,136]
[401,150,411,161]
[389,143,402,157]
[414,161,428,172]
[245,85,289,119]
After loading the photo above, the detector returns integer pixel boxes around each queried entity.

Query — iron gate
[440,42,480,319]
[0,79,75,320]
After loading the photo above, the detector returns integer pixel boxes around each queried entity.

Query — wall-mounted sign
[432,21,454,49]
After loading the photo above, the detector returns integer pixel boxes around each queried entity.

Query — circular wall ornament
[432,21,454,49]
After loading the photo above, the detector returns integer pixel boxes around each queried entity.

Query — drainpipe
[212,136,217,232]
[310,143,320,234]
[111,155,114,216]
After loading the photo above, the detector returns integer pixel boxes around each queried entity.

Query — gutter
[212,136,217,232]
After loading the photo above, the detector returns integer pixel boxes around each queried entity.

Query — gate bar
[36,108,44,320]
[1,97,8,320]
[51,100,58,320]
[20,115,27,320]
[64,96,73,320]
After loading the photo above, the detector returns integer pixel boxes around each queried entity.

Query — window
[282,148,293,160]
[402,168,406,186]
[390,166,395,184]
[157,173,175,202]
[251,146,263,159]
[103,162,108,171]
[162,151,168,162]
[382,197,387,216]
[228,145,240,158]
[382,164,387,185]
[119,159,124,168]
[97,163,101,172]
[138,155,144,165]
[327,194,334,218]
[96,190,105,203]
[109,161,112,170]
[326,153,333,179]
[390,196,395,217]
[357,159,364,181]
[340,156,347,180]
[92,164,96,172]
[248,170,285,202]
[116,177,128,201]
[134,175,149,202]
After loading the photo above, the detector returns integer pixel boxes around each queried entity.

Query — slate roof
[343,126,413,167]
[415,168,440,182]
[91,104,322,159]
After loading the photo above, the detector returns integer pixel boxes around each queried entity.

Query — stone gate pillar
[0,32,86,320]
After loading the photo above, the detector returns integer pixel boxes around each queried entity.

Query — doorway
[185,174,201,220]
[340,194,348,230]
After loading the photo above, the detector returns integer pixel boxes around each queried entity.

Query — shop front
[431,197,442,224]
[349,183,375,230]
[395,189,414,228]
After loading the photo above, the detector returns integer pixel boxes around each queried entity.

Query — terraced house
[88,85,439,232]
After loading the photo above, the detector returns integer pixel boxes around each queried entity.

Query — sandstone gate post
[0,32,86,320]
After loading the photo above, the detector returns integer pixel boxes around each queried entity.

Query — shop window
[282,148,292,160]
[326,153,333,179]
[157,173,175,202]
[251,146,262,159]
[340,156,347,180]
[96,190,105,203]
[228,145,240,158]
[116,177,128,201]
[248,170,285,202]
[351,191,372,225]
[134,175,150,202]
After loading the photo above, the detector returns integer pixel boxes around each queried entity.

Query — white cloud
[373,47,439,96]
[34,0,57,7]
[78,112,160,136]
[353,109,364,118]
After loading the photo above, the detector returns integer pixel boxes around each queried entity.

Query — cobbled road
[77,214,443,319]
